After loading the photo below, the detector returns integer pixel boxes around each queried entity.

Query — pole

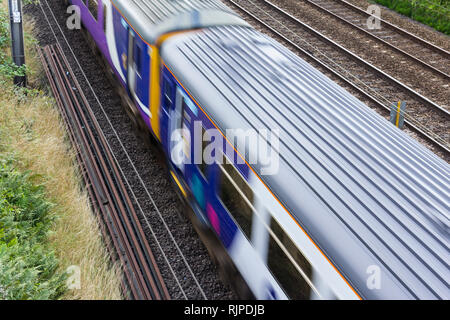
[8,0,26,87]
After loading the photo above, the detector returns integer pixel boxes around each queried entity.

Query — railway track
[305,0,450,78]
[226,0,450,158]
[38,43,170,300]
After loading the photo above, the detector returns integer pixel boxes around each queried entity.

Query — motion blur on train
[67,0,449,300]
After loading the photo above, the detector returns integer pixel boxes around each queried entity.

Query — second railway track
[301,0,450,78]
[226,0,450,159]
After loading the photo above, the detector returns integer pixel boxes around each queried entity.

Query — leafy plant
[0,0,29,86]
[0,157,67,300]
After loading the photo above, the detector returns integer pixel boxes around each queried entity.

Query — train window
[103,4,107,33]
[177,96,191,128]
[134,43,142,77]
[87,0,98,20]
[163,79,173,110]
[198,127,208,178]
[182,98,189,119]
[183,107,191,124]
[267,217,313,300]
[218,160,254,240]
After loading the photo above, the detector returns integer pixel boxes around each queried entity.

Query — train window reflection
[219,161,254,240]
[163,79,173,110]
[199,127,209,178]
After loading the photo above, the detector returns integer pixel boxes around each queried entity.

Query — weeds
[0,157,67,300]
[0,2,28,86]
[0,0,122,300]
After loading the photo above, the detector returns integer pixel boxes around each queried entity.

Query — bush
[373,0,450,35]
[0,2,28,85]
[0,157,67,300]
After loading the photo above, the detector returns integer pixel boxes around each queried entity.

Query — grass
[0,0,122,299]
[0,157,67,299]
[372,0,450,35]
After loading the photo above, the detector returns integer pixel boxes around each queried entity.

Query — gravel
[25,0,236,300]
[346,0,450,51]
[265,0,449,110]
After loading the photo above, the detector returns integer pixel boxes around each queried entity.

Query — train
[66,0,449,300]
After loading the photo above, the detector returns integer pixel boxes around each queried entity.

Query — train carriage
[160,26,449,300]
[69,0,450,300]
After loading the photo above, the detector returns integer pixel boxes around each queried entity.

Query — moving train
[67,0,449,299]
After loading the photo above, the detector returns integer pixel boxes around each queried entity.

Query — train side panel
[159,65,305,300]
[159,58,360,300]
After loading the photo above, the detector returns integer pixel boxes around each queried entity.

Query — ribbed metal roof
[161,26,450,299]
[111,0,248,44]
[132,0,230,24]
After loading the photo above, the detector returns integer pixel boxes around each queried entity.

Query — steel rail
[38,44,170,300]
[336,0,450,56]
[39,45,140,298]
[300,0,450,79]
[41,44,146,299]
[227,0,450,154]
[57,44,170,300]
[259,0,449,117]
[53,44,152,299]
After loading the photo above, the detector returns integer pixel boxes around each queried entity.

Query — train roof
[111,0,248,44]
[161,26,450,299]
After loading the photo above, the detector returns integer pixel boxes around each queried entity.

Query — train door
[113,14,129,83]
[188,123,209,214]
[160,74,175,154]
[180,96,210,224]
[127,30,150,118]
[127,30,137,97]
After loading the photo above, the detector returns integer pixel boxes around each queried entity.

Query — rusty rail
[38,43,170,300]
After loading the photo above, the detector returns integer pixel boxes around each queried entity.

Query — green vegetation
[0,3,28,85]
[372,0,450,35]
[0,157,67,299]
[0,0,122,300]
[0,0,66,300]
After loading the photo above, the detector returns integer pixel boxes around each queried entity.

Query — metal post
[8,0,26,87]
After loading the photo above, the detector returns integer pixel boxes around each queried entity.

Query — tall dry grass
[0,2,122,300]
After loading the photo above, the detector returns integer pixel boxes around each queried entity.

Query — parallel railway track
[226,0,450,158]
[38,43,170,300]
[305,0,450,78]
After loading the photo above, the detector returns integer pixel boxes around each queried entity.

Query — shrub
[0,157,67,300]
